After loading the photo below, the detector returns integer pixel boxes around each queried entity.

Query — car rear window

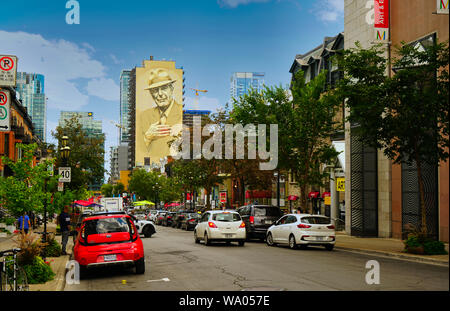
[301,217,331,225]
[84,217,131,235]
[254,206,282,217]
[212,213,241,222]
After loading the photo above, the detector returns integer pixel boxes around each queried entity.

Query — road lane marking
[146,277,170,283]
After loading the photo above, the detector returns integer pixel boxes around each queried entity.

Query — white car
[129,215,156,238]
[148,210,160,222]
[266,214,335,250]
[194,210,246,246]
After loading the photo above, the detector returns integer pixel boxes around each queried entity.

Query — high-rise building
[120,70,131,143]
[58,111,104,190]
[230,72,265,102]
[15,72,47,142]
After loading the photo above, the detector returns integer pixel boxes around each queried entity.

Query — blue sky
[0,0,344,178]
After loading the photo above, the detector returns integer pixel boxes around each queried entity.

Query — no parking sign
[0,55,18,87]
[0,89,10,131]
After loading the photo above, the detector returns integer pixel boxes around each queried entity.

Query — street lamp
[274,171,280,210]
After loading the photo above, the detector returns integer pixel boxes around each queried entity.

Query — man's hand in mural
[144,122,171,144]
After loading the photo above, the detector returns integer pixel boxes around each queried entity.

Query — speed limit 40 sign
[58,167,71,182]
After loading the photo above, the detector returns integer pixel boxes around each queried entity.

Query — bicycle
[0,248,29,291]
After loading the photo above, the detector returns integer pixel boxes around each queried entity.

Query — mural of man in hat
[139,68,183,162]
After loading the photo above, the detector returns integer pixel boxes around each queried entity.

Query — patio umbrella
[133,200,155,206]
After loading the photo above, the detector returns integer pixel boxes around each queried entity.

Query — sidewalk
[335,231,449,267]
[0,222,73,291]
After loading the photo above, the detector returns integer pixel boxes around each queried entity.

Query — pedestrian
[58,206,72,255]
[17,211,31,234]
[29,211,36,229]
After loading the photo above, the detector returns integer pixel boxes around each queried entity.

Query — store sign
[374,0,389,43]
[0,55,18,87]
[437,0,449,14]
[0,89,10,131]
[324,196,331,206]
[219,192,227,203]
[336,178,345,192]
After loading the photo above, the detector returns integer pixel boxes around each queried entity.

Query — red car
[73,212,145,276]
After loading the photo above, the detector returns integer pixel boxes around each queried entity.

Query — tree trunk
[300,186,308,214]
[205,188,211,210]
[415,156,428,236]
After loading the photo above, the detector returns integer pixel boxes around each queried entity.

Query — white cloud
[313,0,344,22]
[110,54,121,64]
[0,30,109,110]
[86,78,120,101]
[217,0,271,8]
[184,96,224,113]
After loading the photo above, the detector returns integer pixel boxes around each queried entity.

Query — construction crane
[191,87,208,110]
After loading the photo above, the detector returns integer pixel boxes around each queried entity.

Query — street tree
[52,115,105,192]
[337,41,449,236]
[100,184,114,197]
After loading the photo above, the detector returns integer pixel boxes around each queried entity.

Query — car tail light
[327,225,335,229]
[168,216,172,219]
[239,222,245,228]
[249,216,254,224]
[208,222,217,228]
[297,223,311,228]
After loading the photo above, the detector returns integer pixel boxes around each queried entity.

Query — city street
[65,225,449,291]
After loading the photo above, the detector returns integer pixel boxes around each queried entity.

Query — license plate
[316,236,324,241]
[225,234,233,238]
[265,220,273,225]
[104,254,117,261]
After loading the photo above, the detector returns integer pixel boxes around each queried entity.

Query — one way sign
[0,89,10,132]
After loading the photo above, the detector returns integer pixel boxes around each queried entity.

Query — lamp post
[274,171,280,210]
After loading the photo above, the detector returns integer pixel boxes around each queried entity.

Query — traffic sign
[58,167,71,183]
[0,89,10,131]
[0,55,18,87]
[336,178,345,192]
[58,182,64,192]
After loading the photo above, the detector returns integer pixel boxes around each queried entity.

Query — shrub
[423,240,448,255]
[43,237,61,257]
[22,256,55,284]
[404,234,448,255]
[14,233,46,266]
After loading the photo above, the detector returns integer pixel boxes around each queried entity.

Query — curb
[335,246,449,267]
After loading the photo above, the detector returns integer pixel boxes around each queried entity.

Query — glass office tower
[120,70,131,143]
[230,72,265,102]
[15,72,47,142]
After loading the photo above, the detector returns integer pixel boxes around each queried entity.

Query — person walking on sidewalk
[58,206,71,255]
[17,211,31,234]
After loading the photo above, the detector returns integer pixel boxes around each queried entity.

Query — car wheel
[266,233,275,246]
[325,244,334,251]
[204,232,211,246]
[135,257,145,274]
[289,235,297,250]
[194,231,200,244]
[238,240,245,247]
[143,225,153,238]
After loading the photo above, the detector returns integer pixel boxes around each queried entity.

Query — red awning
[322,192,331,198]
[287,195,299,201]
[245,190,272,199]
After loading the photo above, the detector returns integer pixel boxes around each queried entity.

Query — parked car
[266,214,335,250]
[73,211,145,277]
[155,212,167,225]
[133,211,148,221]
[180,213,200,231]
[171,210,190,228]
[147,210,160,222]
[163,212,176,226]
[194,210,246,246]
[128,214,156,238]
[237,205,283,241]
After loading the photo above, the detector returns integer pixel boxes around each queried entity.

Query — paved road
[65,225,449,291]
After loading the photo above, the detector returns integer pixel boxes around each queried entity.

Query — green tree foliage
[0,144,57,216]
[128,169,181,204]
[231,72,342,211]
[113,182,125,196]
[52,115,105,192]
[337,41,449,235]
[101,184,113,197]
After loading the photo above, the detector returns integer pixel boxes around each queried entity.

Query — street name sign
[0,89,10,131]
[58,167,71,182]
[0,55,18,87]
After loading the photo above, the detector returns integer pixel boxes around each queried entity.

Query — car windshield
[301,217,331,225]
[254,206,282,217]
[84,217,131,235]
[212,213,241,222]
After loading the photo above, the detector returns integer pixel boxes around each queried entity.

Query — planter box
[0,223,6,229]
[0,232,7,238]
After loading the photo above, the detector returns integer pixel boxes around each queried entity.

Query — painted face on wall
[149,83,174,109]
